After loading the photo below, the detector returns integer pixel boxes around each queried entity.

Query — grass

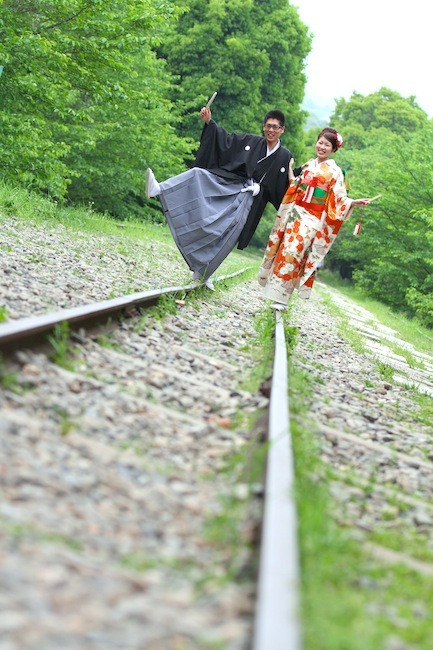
[385,340,425,370]
[0,180,171,242]
[0,355,18,389]
[47,320,76,371]
[318,271,433,426]
[95,331,125,352]
[204,294,433,646]
[318,270,433,357]
[239,305,276,393]
[1,519,82,552]
[131,266,259,337]
[199,306,286,590]
[290,275,433,647]
[289,362,433,649]
[52,405,76,436]
[319,289,367,355]
[411,392,433,428]
[376,360,395,382]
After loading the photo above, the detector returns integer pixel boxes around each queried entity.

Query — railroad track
[2,258,433,647]
[0,270,301,649]
[0,269,250,352]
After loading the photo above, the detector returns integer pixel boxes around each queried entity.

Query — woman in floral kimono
[258,127,372,308]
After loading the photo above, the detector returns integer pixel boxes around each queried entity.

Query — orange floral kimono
[258,158,354,303]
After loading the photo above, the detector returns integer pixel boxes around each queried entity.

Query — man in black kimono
[194,107,293,249]
[145,108,294,288]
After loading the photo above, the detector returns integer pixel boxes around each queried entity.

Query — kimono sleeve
[194,119,252,171]
[259,199,292,272]
[327,167,354,221]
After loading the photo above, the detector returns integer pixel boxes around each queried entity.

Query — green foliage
[406,287,433,328]
[314,89,433,325]
[0,0,193,216]
[332,87,429,150]
[158,0,311,160]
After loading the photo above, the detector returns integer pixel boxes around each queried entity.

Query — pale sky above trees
[294,0,433,117]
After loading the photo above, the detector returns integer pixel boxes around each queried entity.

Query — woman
[258,127,372,308]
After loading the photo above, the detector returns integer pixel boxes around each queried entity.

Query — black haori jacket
[194,119,293,249]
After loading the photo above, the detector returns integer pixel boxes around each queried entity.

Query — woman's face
[315,136,334,161]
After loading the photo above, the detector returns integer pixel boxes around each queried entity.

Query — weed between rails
[0,355,18,389]
[47,321,76,371]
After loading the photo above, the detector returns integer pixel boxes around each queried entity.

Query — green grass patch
[95,331,125,352]
[376,360,395,382]
[47,320,76,371]
[202,419,267,587]
[239,304,280,393]
[0,355,18,389]
[1,519,82,552]
[319,270,433,357]
[290,362,433,648]
[318,289,367,354]
[52,405,77,436]
[384,340,425,370]
[410,392,433,428]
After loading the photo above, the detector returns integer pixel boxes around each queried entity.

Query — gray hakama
[158,167,253,280]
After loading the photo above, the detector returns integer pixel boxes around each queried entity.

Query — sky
[293,0,433,117]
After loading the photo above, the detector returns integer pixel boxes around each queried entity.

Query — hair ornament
[335,132,343,148]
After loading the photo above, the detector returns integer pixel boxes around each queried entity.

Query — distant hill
[302,97,334,131]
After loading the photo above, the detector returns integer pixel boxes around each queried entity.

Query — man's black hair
[263,110,285,126]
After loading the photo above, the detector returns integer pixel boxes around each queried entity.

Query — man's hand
[200,107,211,124]
[241,183,260,197]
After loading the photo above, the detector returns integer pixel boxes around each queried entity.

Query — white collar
[266,140,281,157]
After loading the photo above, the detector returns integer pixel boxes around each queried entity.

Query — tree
[331,87,429,150]
[0,0,193,217]
[158,0,311,161]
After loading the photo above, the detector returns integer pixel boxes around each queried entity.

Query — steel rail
[253,309,302,650]
[0,268,251,352]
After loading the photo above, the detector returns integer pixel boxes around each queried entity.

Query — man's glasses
[264,124,282,131]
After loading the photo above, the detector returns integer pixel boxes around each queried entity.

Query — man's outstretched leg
[146,168,161,198]
[192,270,214,291]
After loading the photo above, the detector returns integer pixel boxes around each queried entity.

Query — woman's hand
[352,198,372,206]
[288,157,295,181]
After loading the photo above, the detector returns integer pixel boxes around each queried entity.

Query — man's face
[263,119,285,147]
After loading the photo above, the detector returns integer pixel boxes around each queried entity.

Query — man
[146,107,294,287]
